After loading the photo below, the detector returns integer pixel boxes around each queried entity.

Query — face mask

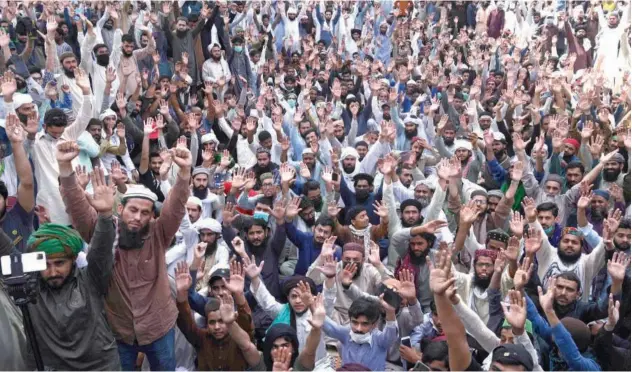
[349,330,372,344]
[254,211,270,223]
[312,197,323,210]
[96,54,110,67]
[355,189,370,201]
[287,99,296,108]
[543,225,555,236]
[103,23,113,30]
[234,46,243,53]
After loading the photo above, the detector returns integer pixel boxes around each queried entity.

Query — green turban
[28,224,84,259]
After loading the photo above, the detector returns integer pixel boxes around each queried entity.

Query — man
[599,153,626,190]
[186,196,203,224]
[526,197,606,301]
[307,242,391,325]
[117,31,155,97]
[165,8,211,87]
[26,167,119,370]
[138,124,166,203]
[285,199,340,275]
[193,218,231,292]
[59,139,193,370]
[0,114,34,253]
[322,296,398,371]
[393,221,446,312]
[591,220,631,303]
[482,131,510,190]
[26,68,92,225]
[191,167,222,219]
[340,173,383,225]
[173,261,259,370]
[202,43,232,95]
[536,202,564,248]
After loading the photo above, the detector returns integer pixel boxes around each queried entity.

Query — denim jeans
[117,327,176,371]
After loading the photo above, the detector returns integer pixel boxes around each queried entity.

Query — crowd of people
[0,0,631,371]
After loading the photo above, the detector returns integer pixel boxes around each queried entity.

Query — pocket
[139,258,158,281]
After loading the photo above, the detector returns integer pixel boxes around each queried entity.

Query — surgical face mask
[543,224,555,236]
[254,211,270,223]
[349,330,372,344]
[96,54,110,67]
[287,99,296,108]
[234,45,243,53]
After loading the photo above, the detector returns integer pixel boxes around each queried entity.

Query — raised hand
[218,292,237,324]
[607,251,630,285]
[175,261,192,302]
[271,344,292,372]
[1,71,17,98]
[56,141,80,164]
[373,200,388,219]
[538,278,556,313]
[398,269,417,303]
[34,205,51,224]
[459,200,481,225]
[502,290,527,332]
[85,167,115,214]
[299,162,311,179]
[368,241,381,267]
[75,165,90,190]
[524,227,543,256]
[327,201,341,218]
[509,211,525,238]
[4,113,25,143]
[242,254,264,279]
[270,199,286,221]
[307,293,326,329]
[577,188,593,210]
[606,293,620,330]
[340,262,357,286]
[280,163,296,184]
[170,146,193,170]
[224,260,246,294]
[296,281,314,310]
[74,68,91,93]
[513,257,533,291]
[429,247,455,295]
[521,197,537,222]
[316,254,338,278]
[504,236,520,263]
[285,197,303,220]
[510,161,524,182]
[420,220,448,234]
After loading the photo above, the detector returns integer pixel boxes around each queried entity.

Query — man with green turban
[24,166,121,370]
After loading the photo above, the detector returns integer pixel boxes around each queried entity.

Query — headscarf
[263,324,299,371]
[28,224,84,259]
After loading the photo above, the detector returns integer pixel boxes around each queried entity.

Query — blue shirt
[323,317,399,371]
[1,202,34,253]
[285,222,341,275]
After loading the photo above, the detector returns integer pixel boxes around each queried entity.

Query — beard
[494,150,506,161]
[176,29,188,38]
[613,240,631,253]
[204,241,218,256]
[417,196,430,209]
[103,22,113,30]
[355,189,370,202]
[558,249,582,265]
[63,67,75,78]
[212,54,221,62]
[405,129,417,139]
[122,49,133,58]
[344,262,362,279]
[119,220,150,249]
[343,164,356,174]
[193,186,209,200]
[311,197,323,211]
[444,137,454,146]
[96,54,110,66]
[603,168,621,182]
[402,217,422,228]
[409,248,428,265]
[473,273,491,290]
[590,207,608,222]
[303,215,315,227]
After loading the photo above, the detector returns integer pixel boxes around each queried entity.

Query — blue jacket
[340,177,383,226]
[285,222,341,276]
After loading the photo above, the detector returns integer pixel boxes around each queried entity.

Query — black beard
[613,241,631,253]
[603,169,621,182]
[247,236,269,250]
[303,216,315,227]
[558,249,582,265]
[405,130,417,139]
[591,207,608,222]
[204,241,218,256]
[103,23,113,30]
[63,68,75,78]
[96,54,110,67]
[119,221,150,250]
[343,164,355,174]
[473,274,491,290]
[122,49,133,58]
[409,249,428,265]
[402,217,422,228]
[494,150,506,161]
[176,30,188,38]
[193,186,208,200]
[444,138,454,146]
[212,55,221,61]
[312,198,323,211]
[344,262,362,279]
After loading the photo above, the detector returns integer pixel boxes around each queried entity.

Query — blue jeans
[117,328,176,371]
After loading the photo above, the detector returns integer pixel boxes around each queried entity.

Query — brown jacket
[176,300,254,371]
[61,173,190,345]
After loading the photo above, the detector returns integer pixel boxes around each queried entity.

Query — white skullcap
[99,109,117,121]
[192,167,210,177]
[287,6,297,14]
[13,93,33,108]
[201,133,219,145]
[195,218,222,233]
[492,131,506,141]
[122,185,158,203]
[249,109,259,118]
[455,139,473,151]
[302,148,314,156]
[187,196,203,208]
[415,175,438,191]
[340,147,359,161]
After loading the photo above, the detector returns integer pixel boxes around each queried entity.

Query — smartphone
[331,172,338,182]
[401,336,412,348]
[382,287,401,310]
[1,252,47,276]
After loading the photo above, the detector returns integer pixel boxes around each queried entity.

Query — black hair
[258,130,272,142]
[348,297,380,324]
[355,141,369,149]
[28,67,42,75]
[121,34,135,44]
[93,43,108,54]
[298,197,313,210]
[421,341,449,369]
[566,161,585,174]
[44,108,68,127]
[245,218,269,232]
[204,297,221,315]
[536,202,559,217]
[149,151,162,159]
[315,215,335,230]
[303,180,320,194]
[619,219,631,231]
[0,180,8,201]
[87,118,102,128]
[557,271,581,291]
[256,197,274,208]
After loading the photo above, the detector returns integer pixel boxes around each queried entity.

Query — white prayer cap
[194,218,222,233]
[187,196,203,208]
[455,139,473,151]
[13,93,33,109]
[122,185,158,203]
[201,133,219,145]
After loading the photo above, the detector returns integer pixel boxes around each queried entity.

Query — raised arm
[4,115,34,213]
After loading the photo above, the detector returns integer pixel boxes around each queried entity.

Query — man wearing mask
[59,138,194,370]
[81,18,119,117]
[164,7,211,88]
[340,173,382,225]
[223,34,252,97]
